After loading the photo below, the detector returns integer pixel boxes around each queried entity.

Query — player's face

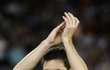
[43,59,67,70]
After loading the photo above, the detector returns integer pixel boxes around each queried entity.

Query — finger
[55,22,65,30]
[52,22,65,35]
[62,16,69,27]
[60,22,66,30]
[74,17,80,28]
[68,12,75,25]
[57,22,66,34]
[68,12,76,28]
[64,12,71,24]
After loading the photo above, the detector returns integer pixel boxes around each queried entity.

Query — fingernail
[62,16,65,18]
[65,12,67,14]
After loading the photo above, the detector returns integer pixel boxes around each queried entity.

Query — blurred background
[0,0,110,70]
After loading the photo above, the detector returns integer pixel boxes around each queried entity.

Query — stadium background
[0,0,110,70]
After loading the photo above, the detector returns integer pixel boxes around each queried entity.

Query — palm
[53,32,62,45]
[62,12,79,39]
[46,22,65,45]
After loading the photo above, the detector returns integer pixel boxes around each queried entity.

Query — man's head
[41,47,70,70]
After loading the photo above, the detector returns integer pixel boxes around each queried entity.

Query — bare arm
[13,22,65,70]
[62,12,88,70]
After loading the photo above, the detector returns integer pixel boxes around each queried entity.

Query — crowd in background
[0,0,110,70]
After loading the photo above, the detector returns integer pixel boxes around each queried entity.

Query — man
[13,12,88,70]
[41,47,70,70]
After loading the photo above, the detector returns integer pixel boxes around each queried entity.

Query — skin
[62,12,88,70]
[13,12,88,70]
[43,59,67,70]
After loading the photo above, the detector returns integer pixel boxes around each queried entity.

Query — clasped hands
[45,12,79,46]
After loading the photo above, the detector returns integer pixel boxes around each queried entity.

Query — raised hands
[62,12,79,40]
[45,12,79,46]
[45,22,65,46]
[13,12,87,70]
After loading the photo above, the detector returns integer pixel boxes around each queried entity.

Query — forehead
[43,59,67,70]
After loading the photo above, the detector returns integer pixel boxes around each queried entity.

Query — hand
[62,12,79,40]
[45,22,65,46]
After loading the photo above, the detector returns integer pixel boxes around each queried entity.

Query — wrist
[62,37,73,45]
[62,37,72,41]
[43,39,54,46]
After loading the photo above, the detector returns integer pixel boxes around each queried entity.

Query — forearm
[13,40,52,70]
[63,38,88,70]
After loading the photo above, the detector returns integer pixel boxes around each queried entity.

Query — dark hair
[41,47,70,69]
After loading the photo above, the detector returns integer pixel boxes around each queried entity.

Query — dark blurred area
[0,0,110,70]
